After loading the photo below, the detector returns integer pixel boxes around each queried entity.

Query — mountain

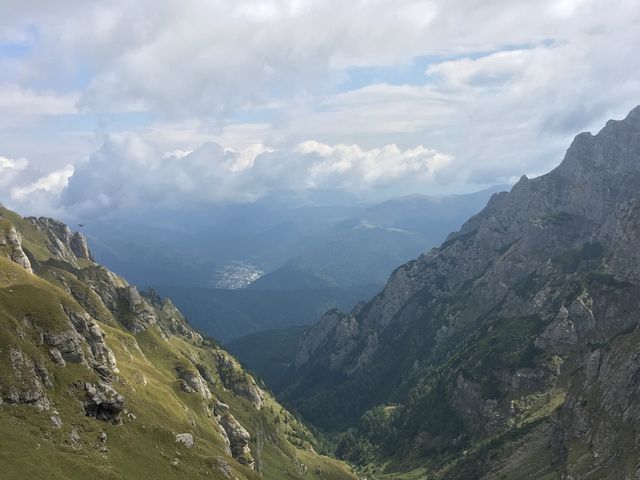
[80,188,501,341]
[249,186,507,290]
[282,106,640,478]
[0,206,354,480]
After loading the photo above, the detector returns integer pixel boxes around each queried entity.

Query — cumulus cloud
[11,165,74,201]
[0,155,28,173]
[2,0,636,120]
[0,155,72,216]
[56,134,457,217]
[292,141,453,189]
[0,155,29,194]
[1,0,640,216]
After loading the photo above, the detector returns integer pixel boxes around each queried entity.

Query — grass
[0,211,356,480]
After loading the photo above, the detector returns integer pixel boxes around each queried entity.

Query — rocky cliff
[0,206,355,480]
[285,106,640,479]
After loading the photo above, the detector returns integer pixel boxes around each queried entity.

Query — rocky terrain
[284,106,640,479]
[0,206,355,480]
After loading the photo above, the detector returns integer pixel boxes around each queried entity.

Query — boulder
[175,433,194,448]
[82,382,125,423]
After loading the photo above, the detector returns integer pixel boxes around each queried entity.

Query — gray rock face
[215,408,254,469]
[26,217,93,265]
[211,457,232,478]
[144,292,203,341]
[70,232,91,260]
[175,364,212,399]
[0,224,33,273]
[44,328,85,364]
[114,285,158,333]
[82,382,125,424]
[1,347,51,410]
[295,309,359,370]
[213,351,264,410]
[78,268,158,333]
[50,413,63,428]
[42,305,118,378]
[287,106,640,475]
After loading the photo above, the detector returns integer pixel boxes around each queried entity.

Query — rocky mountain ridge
[284,106,640,479]
[0,205,354,480]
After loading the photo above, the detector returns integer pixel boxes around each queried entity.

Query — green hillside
[0,206,355,480]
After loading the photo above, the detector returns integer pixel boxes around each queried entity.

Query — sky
[0,0,639,219]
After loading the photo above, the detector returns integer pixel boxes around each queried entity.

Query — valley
[2,2,639,478]
[2,107,640,479]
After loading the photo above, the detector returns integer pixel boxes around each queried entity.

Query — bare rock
[2,347,51,410]
[213,351,264,409]
[69,428,81,445]
[216,411,254,469]
[175,364,212,400]
[82,382,125,424]
[50,413,63,428]
[175,433,194,448]
[212,457,232,478]
[0,224,33,273]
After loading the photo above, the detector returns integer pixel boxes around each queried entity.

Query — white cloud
[0,155,28,173]
[293,141,454,189]
[4,0,636,119]
[1,0,640,216]
[0,85,78,127]
[55,134,457,217]
[11,165,74,202]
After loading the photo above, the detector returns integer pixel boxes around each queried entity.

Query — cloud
[4,0,636,120]
[291,141,454,189]
[1,0,640,217]
[0,84,78,129]
[55,134,457,217]
[0,153,74,216]
[10,165,74,202]
[0,155,28,173]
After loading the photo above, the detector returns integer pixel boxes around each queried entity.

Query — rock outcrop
[83,382,125,424]
[213,351,264,409]
[1,347,51,410]
[0,222,33,273]
[175,363,212,399]
[214,402,254,469]
[82,382,125,424]
[175,432,194,448]
[26,217,93,265]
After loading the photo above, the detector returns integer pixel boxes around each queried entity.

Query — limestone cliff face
[0,221,33,273]
[27,217,93,264]
[287,106,640,478]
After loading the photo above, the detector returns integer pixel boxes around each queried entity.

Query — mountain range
[275,105,640,479]
[4,105,640,479]
[83,187,503,341]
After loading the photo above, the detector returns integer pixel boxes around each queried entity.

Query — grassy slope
[0,213,355,480]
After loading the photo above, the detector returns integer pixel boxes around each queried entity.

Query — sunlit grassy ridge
[0,208,356,480]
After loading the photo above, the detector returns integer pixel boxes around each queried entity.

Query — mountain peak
[285,106,640,477]
[555,104,640,178]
